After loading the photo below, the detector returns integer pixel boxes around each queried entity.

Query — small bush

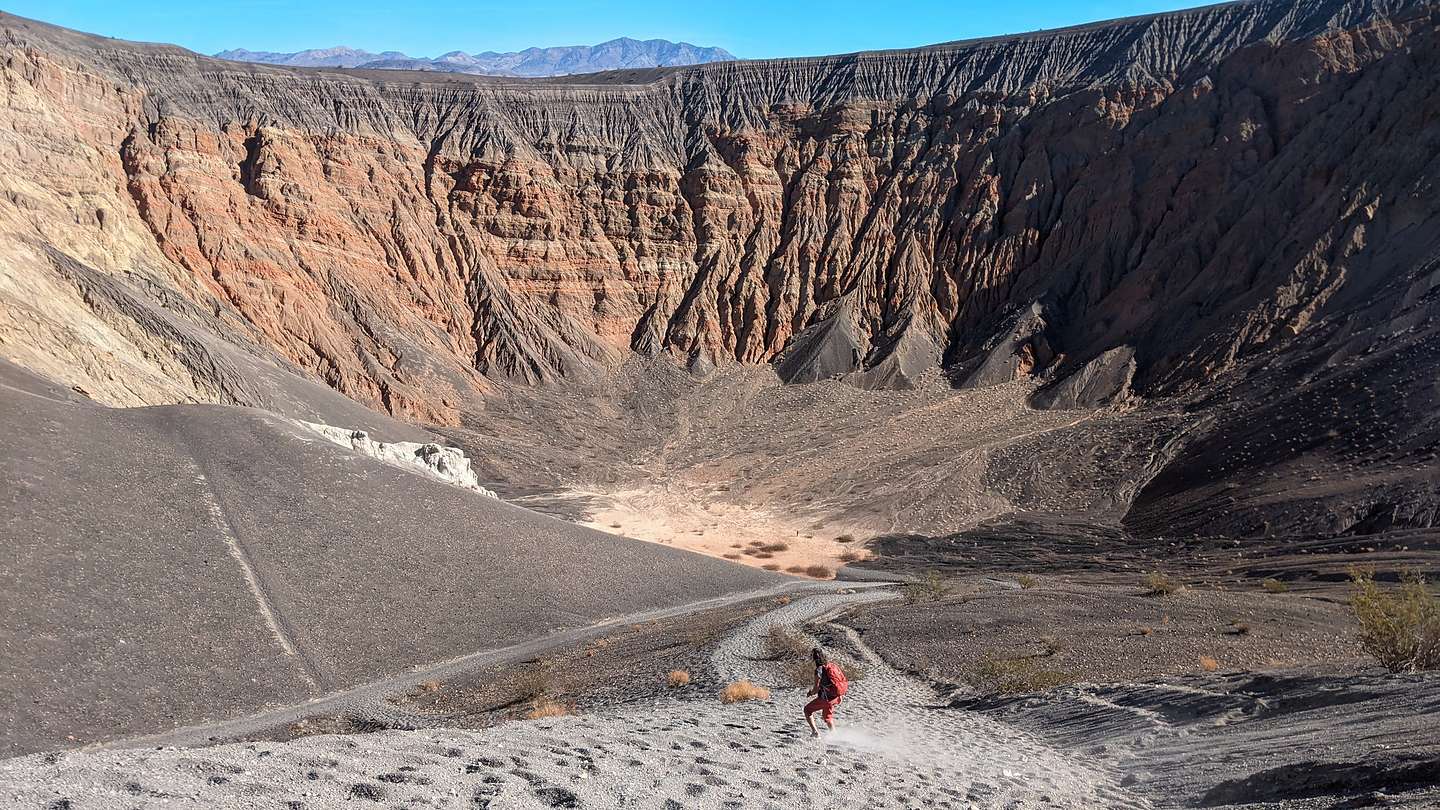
[779,655,866,687]
[1226,621,1251,636]
[838,550,862,564]
[1143,571,1179,597]
[524,699,572,720]
[904,570,951,603]
[763,563,781,571]
[1018,574,1038,589]
[966,655,1074,694]
[804,565,833,579]
[723,553,741,560]
[767,626,810,660]
[757,542,790,553]
[417,679,441,693]
[514,660,558,701]
[1351,567,1440,673]
[774,595,792,605]
[667,670,691,688]
[836,534,855,543]
[1262,578,1289,593]
[719,680,770,703]
[1198,655,1220,672]
[781,657,815,687]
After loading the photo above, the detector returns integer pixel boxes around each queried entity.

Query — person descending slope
[804,647,848,737]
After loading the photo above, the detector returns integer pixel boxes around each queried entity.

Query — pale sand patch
[571,484,873,577]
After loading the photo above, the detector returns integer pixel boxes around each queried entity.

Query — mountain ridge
[214,36,737,77]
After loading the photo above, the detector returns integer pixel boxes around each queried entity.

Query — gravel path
[0,590,1150,809]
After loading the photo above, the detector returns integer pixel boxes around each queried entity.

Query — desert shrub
[1143,571,1179,596]
[836,533,855,543]
[785,566,806,574]
[417,679,441,693]
[514,659,558,701]
[723,553,741,560]
[775,595,792,605]
[767,627,812,686]
[904,570,951,603]
[767,626,810,659]
[966,655,1074,694]
[778,653,867,687]
[1226,621,1251,636]
[719,680,770,703]
[1018,574,1038,589]
[524,699,572,720]
[763,563,781,571]
[781,657,815,687]
[1350,567,1440,672]
[757,542,790,553]
[1261,578,1289,593]
[804,565,833,579]
[1198,655,1220,672]
[666,670,691,688]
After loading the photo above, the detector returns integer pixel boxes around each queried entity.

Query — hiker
[804,647,848,737]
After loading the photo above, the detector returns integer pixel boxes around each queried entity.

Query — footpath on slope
[0,588,1150,809]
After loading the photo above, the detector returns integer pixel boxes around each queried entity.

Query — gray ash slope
[0,360,780,757]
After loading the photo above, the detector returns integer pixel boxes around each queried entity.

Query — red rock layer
[0,1,1436,421]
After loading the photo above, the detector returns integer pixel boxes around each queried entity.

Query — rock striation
[0,0,1437,420]
[0,1,1437,540]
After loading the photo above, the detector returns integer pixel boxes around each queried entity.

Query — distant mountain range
[214,38,736,77]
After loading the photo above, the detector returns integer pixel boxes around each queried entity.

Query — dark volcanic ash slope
[0,360,780,756]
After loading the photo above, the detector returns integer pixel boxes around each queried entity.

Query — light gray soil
[0,590,1150,809]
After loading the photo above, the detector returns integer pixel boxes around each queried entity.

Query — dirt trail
[0,588,1150,809]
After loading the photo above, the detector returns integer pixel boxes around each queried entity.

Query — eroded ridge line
[179,445,324,690]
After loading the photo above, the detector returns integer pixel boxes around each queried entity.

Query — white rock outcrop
[298,421,497,497]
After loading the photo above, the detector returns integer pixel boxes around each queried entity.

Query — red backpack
[821,662,849,698]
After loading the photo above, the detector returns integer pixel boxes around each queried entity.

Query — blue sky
[14,0,1203,59]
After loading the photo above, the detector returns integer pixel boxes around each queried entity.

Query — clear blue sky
[13,0,1204,59]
